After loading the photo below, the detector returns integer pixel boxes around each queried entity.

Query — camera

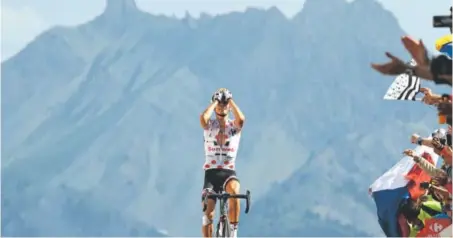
[433,15,452,28]
[420,182,431,189]
[433,6,452,30]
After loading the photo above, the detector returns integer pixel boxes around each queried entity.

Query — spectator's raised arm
[411,134,436,148]
[401,36,430,67]
[420,87,443,105]
[371,52,408,76]
[404,149,444,177]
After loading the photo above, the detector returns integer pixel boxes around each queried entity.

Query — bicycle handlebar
[203,190,251,214]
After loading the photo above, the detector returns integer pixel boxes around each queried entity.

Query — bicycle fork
[216,215,224,237]
[217,215,231,237]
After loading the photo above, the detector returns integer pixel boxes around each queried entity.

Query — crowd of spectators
[370,6,452,237]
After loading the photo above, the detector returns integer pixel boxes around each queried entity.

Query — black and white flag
[383,59,421,101]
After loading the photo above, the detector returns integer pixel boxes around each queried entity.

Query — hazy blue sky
[1,0,451,61]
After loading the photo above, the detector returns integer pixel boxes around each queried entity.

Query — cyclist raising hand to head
[199,88,246,238]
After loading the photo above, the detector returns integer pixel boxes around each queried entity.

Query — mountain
[1,0,443,236]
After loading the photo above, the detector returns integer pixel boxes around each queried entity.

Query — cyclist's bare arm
[200,101,218,129]
[229,99,245,130]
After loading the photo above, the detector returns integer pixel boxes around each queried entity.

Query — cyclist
[199,88,245,238]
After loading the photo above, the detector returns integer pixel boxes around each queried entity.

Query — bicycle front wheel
[215,218,232,237]
[222,217,232,237]
[215,220,223,237]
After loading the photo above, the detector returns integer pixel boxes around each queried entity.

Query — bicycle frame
[217,192,229,217]
[216,192,231,237]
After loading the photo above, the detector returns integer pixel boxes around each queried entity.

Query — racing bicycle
[203,189,251,237]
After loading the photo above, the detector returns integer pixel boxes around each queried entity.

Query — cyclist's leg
[202,170,217,238]
[224,175,240,237]
[201,188,216,238]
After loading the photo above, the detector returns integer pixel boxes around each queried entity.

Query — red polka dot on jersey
[224,160,229,165]
[211,160,216,164]
[204,164,210,169]
[229,165,234,169]
[217,165,223,169]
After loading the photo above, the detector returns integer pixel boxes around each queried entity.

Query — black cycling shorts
[201,168,239,201]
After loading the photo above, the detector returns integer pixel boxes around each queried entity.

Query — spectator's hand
[432,174,448,186]
[419,87,432,96]
[404,149,416,157]
[448,125,452,135]
[431,182,449,196]
[433,188,449,202]
[401,36,429,67]
[371,52,408,75]
[400,37,436,81]
[411,134,421,144]
[420,87,442,105]
[432,137,445,152]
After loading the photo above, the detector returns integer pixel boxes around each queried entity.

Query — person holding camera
[199,88,246,238]
[409,128,451,163]
[403,149,451,198]
[404,149,443,177]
